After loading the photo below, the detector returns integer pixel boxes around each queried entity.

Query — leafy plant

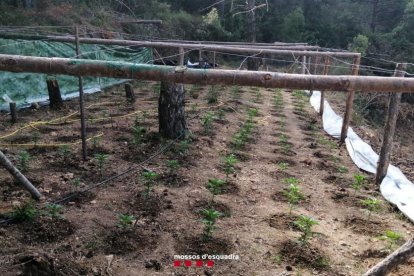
[201,208,222,240]
[72,177,81,190]
[223,154,238,181]
[166,159,179,174]
[337,165,349,173]
[45,203,63,218]
[283,184,305,215]
[217,109,226,121]
[132,124,146,146]
[207,178,226,203]
[31,131,41,146]
[17,150,31,172]
[361,198,382,219]
[283,177,300,186]
[91,135,101,149]
[59,145,71,163]
[142,171,160,197]
[207,85,219,104]
[294,215,319,245]
[379,230,403,252]
[201,112,215,135]
[118,214,135,229]
[352,173,366,193]
[94,153,109,178]
[231,85,241,98]
[10,201,37,222]
[278,162,289,171]
[177,139,190,156]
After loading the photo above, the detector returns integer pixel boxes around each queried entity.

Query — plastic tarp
[0,38,153,110]
[310,91,414,223]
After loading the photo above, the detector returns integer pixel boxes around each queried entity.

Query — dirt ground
[0,82,413,276]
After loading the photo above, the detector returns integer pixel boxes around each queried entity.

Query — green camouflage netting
[0,38,153,110]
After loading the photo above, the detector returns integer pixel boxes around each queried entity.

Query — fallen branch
[364,239,414,276]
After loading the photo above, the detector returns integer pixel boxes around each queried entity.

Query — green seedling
[200,208,222,240]
[91,135,101,149]
[94,153,109,178]
[217,109,226,121]
[177,139,190,156]
[278,162,289,171]
[142,171,160,197]
[166,159,180,174]
[283,184,305,215]
[207,178,226,203]
[201,112,215,135]
[254,91,263,103]
[294,215,319,245]
[118,214,135,229]
[10,201,37,222]
[207,85,219,104]
[45,203,64,218]
[361,198,382,219]
[231,85,241,97]
[59,145,71,163]
[279,134,289,144]
[337,165,349,174]
[141,111,149,125]
[247,108,258,119]
[72,177,81,190]
[32,131,41,146]
[352,173,366,193]
[283,177,300,185]
[379,230,403,252]
[224,154,238,181]
[132,124,146,146]
[17,150,31,172]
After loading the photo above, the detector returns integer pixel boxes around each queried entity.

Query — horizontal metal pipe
[0,54,410,93]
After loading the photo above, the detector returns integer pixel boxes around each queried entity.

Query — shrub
[207,178,226,203]
[379,230,403,252]
[94,153,109,178]
[352,173,366,193]
[294,215,319,245]
[201,208,222,240]
[207,85,219,104]
[118,214,135,229]
[10,201,37,222]
[142,171,160,197]
[283,184,305,215]
[45,203,64,218]
[201,112,215,135]
[17,150,31,172]
[223,154,238,181]
[166,159,180,174]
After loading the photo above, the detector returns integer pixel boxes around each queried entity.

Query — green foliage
[283,177,300,186]
[379,230,403,252]
[59,145,71,163]
[280,7,305,42]
[337,165,349,174]
[118,214,135,229]
[10,201,37,222]
[17,150,31,172]
[352,173,366,192]
[166,159,179,173]
[200,208,222,240]
[278,162,289,171]
[45,203,63,218]
[207,85,219,104]
[142,171,160,197]
[201,112,215,135]
[132,123,146,146]
[223,154,238,181]
[283,184,305,215]
[294,215,319,245]
[217,109,226,121]
[91,135,101,149]
[31,131,41,145]
[348,34,369,56]
[206,178,226,200]
[72,177,81,190]
[361,198,382,218]
[94,153,109,178]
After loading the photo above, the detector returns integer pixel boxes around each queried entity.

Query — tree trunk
[158,82,187,139]
[46,79,63,109]
[246,0,259,71]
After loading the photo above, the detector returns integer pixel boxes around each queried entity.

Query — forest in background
[1,0,414,62]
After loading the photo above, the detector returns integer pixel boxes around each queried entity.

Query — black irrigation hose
[0,107,209,225]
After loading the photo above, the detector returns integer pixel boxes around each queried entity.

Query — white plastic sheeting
[309,91,414,223]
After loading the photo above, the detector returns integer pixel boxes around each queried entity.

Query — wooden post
[213,52,216,69]
[308,57,312,74]
[75,25,88,161]
[0,150,42,200]
[46,79,63,109]
[364,239,414,276]
[340,55,361,143]
[302,56,307,74]
[179,47,185,67]
[314,56,321,75]
[125,83,136,103]
[375,63,407,185]
[320,57,332,117]
[9,102,17,123]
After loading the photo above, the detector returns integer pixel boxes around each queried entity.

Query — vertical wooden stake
[9,102,17,123]
[179,47,185,66]
[46,79,63,109]
[75,25,88,161]
[375,63,407,185]
[301,56,307,75]
[125,83,136,103]
[340,55,361,143]
[213,52,216,69]
[319,57,332,117]
[314,56,321,75]
[307,57,312,74]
